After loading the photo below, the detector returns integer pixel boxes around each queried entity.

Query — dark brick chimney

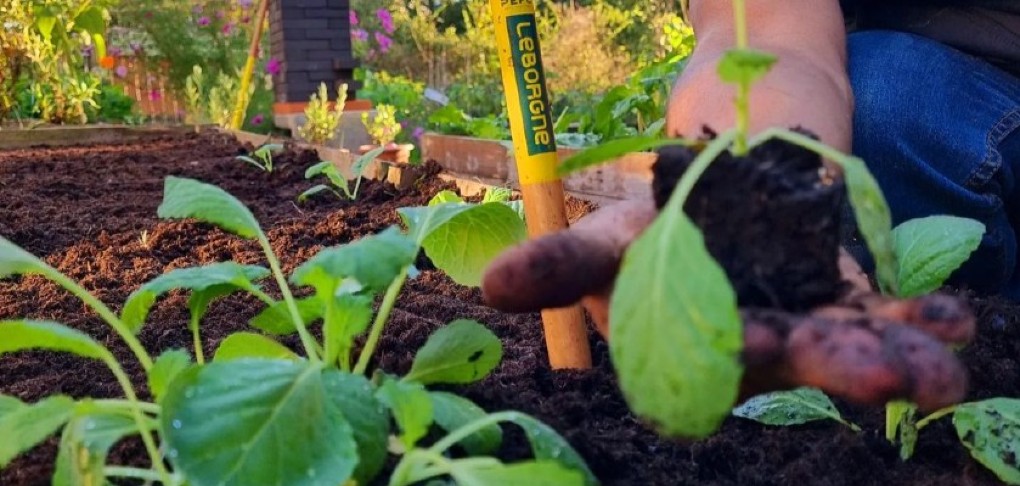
[268,0,358,103]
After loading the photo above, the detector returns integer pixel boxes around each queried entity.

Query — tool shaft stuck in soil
[489,0,591,369]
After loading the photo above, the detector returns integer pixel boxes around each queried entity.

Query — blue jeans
[845,30,1020,298]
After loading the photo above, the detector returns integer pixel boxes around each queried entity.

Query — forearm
[667,0,853,152]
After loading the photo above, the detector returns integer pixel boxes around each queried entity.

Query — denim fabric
[844,30,1020,297]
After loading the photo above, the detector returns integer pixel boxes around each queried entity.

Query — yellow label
[490,0,560,185]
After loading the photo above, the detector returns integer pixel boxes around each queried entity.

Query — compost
[0,131,1016,485]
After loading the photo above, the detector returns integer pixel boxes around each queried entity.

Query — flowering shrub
[351,6,396,60]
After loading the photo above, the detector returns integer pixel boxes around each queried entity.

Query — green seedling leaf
[558,136,692,175]
[954,398,1020,485]
[610,130,743,439]
[504,413,597,485]
[449,460,585,486]
[717,48,778,85]
[322,371,390,483]
[304,161,335,179]
[0,395,75,467]
[430,391,502,455]
[0,236,48,278]
[158,176,262,239]
[398,203,526,286]
[352,146,386,178]
[53,412,139,486]
[250,296,323,335]
[733,388,860,430]
[892,216,985,298]
[0,320,107,360]
[887,401,919,460]
[404,320,502,385]
[429,190,464,206]
[213,332,301,362]
[376,378,433,450]
[0,395,24,419]
[163,360,359,486]
[323,294,373,365]
[122,262,269,332]
[148,349,193,402]
[292,226,418,293]
[298,184,341,202]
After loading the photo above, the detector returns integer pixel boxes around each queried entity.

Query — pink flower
[216,10,225,19]
[115,65,128,78]
[374,32,392,53]
[149,89,162,101]
[265,58,281,75]
[350,10,358,26]
[376,9,394,34]
[251,114,265,125]
[197,16,211,26]
[221,22,235,35]
[352,28,368,42]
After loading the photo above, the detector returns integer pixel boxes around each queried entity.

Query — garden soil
[0,131,1016,485]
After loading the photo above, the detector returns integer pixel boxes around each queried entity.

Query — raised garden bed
[1,130,1018,485]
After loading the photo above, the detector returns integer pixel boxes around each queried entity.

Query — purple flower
[374,32,392,53]
[238,0,253,8]
[265,58,281,75]
[109,46,122,56]
[130,41,142,53]
[350,10,358,26]
[197,16,211,26]
[352,28,368,42]
[81,44,94,56]
[149,89,162,101]
[221,22,235,35]
[376,9,394,34]
[115,65,128,78]
[412,127,425,140]
[251,114,265,125]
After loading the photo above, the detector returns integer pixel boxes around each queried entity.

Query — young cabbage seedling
[298,146,386,202]
[556,0,984,444]
[0,175,594,485]
[235,142,283,173]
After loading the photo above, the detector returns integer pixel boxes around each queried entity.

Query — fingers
[739,309,969,412]
[481,198,657,313]
[839,292,976,345]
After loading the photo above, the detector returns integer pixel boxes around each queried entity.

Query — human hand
[481,198,975,412]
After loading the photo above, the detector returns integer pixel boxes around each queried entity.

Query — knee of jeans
[847,31,941,147]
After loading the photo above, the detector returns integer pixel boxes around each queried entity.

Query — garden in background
[2,1,1020,485]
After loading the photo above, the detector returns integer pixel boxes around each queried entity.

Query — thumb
[481,197,657,313]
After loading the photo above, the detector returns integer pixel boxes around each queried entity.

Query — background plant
[297,82,347,145]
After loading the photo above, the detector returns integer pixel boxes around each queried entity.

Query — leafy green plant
[555,0,988,445]
[235,142,282,173]
[363,103,403,146]
[0,176,594,485]
[554,0,1015,481]
[297,82,347,145]
[298,146,386,202]
[87,82,136,123]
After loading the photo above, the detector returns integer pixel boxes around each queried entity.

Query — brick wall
[269,0,358,103]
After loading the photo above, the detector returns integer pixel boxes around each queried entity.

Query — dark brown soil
[652,130,846,311]
[0,131,1016,485]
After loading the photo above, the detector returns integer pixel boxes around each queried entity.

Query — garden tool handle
[489,0,592,370]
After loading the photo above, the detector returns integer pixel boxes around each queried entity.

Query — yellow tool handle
[490,0,592,370]
[231,0,270,130]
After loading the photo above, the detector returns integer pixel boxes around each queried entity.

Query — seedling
[0,177,592,485]
[298,146,386,202]
[235,142,282,172]
[559,0,988,446]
